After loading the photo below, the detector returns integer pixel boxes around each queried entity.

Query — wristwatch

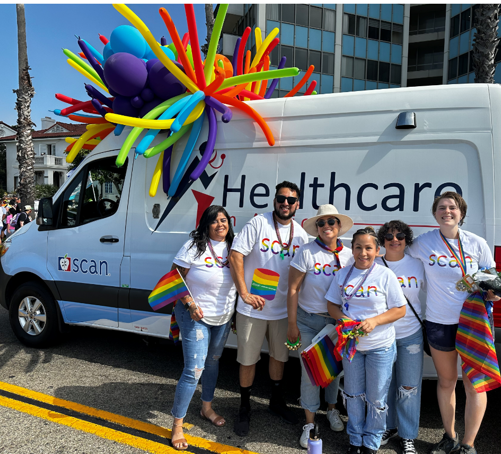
[185,299,194,309]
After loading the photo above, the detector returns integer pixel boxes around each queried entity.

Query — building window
[309,50,321,71]
[296,4,309,27]
[460,9,471,33]
[390,64,401,84]
[449,57,458,79]
[356,16,367,38]
[354,58,366,79]
[295,48,308,70]
[380,21,392,42]
[281,45,294,67]
[450,14,460,38]
[367,60,378,81]
[368,19,380,40]
[323,9,335,32]
[392,24,403,44]
[281,4,295,23]
[323,53,334,74]
[47,144,56,156]
[105,182,113,194]
[342,56,354,77]
[310,6,322,29]
[266,4,280,21]
[379,62,390,82]
[344,13,356,35]
[458,53,469,76]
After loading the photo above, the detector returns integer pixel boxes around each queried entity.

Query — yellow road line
[0,395,188,454]
[0,381,257,454]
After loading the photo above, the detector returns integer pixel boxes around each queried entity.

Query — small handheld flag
[250,268,280,301]
[148,269,191,311]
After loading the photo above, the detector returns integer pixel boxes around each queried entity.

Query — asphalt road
[0,308,500,454]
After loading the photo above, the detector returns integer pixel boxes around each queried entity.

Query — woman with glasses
[170,205,236,451]
[326,226,407,454]
[287,204,354,448]
[375,221,426,454]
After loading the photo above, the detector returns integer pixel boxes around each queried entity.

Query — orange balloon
[214,54,233,78]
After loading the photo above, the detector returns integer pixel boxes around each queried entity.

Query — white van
[1,84,500,379]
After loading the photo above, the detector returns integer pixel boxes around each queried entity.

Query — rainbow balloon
[250,268,280,301]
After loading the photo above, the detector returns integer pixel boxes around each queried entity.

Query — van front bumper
[0,257,12,311]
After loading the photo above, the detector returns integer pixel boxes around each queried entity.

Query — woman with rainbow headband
[407,192,500,454]
[326,226,407,454]
[287,204,354,448]
[170,205,236,451]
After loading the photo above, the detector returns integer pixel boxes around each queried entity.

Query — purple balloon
[162,145,173,194]
[140,88,155,103]
[146,58,159,72]
[104,53,148,98]
[148,60,187,101]
[113,96,139,117]
[139,99,163,118]
[190,106,217,181]
[130,96,144,109]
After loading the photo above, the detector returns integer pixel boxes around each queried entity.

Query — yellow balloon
[66,124,113,163]
[106,100,204,130]
[113,4,199,94]
[67,59,109,93]
[149,151,164,197]
[250,28,279,69]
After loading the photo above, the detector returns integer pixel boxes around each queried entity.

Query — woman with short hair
[170,205,236,451]
[408,192,500,454]
[287,204,354,448]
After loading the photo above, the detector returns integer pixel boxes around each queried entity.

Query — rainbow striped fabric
[148,269,190,311]
[334,317,363,363]
[301,335,342,388]
[250,268,280,301]
[169,309,180,344]
[456,292,501,392]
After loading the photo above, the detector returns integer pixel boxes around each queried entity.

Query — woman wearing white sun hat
[287,204,354,448]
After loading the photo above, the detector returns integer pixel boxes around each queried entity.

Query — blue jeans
[171,303,232,419]
[343,343,396,450]
[297,307,341,412]
[386,329,423,440]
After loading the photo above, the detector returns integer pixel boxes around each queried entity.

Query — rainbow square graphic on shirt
[250,268,280,301]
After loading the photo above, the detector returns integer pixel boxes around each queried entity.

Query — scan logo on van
[58,254,71,271]
[57,254,110,276]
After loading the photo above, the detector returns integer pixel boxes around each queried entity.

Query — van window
[60,157,128,227]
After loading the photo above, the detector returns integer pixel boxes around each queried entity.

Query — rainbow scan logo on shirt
[250,268,280,300]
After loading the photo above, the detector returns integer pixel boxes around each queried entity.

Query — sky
[0,4,207,129]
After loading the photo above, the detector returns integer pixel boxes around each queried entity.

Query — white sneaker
[327,409,344,432]
[299,423,315,449]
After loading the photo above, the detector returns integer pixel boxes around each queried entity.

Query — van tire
[9,282,60,348]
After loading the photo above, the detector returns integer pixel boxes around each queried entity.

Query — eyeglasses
[276,195,298,205]
[316,218,340,228]
[384,232,406,241]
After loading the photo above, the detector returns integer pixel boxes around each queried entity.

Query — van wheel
[9,282,60,348]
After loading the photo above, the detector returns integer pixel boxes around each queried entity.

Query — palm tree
[472,4,500,83]
[201,4,215,58]
[13,4,35,207]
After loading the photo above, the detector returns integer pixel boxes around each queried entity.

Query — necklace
[315,237,343,268]
[341,263,376,305]
[273,214,294,260]
[207,239,229,267]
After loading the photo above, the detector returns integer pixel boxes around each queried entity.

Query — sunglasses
[276,195,298,205]
[316,218,340,228]
[384,232,406,241]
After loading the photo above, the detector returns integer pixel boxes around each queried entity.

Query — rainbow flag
[301,334,343,388]
[456,292,501,393]
[148,269,190,311]
[250,268,280,301]
[169,309,180,344]
[334,317,363,363]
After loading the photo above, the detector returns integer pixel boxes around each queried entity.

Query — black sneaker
[430,432,459,454]
[233,406,251,436]
[401,438,417,454]
[450,444,477,454]
[268,397,299,424]
[346,445,361,454]
[361,447,378,454]
[381,428,398,446]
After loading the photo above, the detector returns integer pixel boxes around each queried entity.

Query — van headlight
[1,238,12,257]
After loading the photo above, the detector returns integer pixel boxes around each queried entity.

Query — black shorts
[425,320,458,352]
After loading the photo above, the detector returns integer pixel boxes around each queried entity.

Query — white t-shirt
[291,240,353,314]
[408,229,495,325]
[375,254,425,339]
[232,212,309,320]
[325,263,407,350]
[174,239,236,326]
[0,206,6,230]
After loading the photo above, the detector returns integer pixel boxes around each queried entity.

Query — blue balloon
[103,42,114,61]
[162,47,176,61]
[143,45,156,61]
[110,25,146,58]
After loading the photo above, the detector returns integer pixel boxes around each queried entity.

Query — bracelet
[284,338,302,351]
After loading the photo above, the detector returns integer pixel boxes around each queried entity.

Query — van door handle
[100,236,119,243]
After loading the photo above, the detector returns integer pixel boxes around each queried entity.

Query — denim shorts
[425,320,458,352]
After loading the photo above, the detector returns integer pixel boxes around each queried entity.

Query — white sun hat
[302,204,354,237]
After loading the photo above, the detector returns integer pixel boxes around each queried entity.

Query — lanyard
[439,231,467,277]
[207,239,229,267]
[273,214,294,260]
[341,263,376,302]
[315,237,343,269]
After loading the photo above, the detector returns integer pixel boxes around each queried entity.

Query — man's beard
[274,206,296,221]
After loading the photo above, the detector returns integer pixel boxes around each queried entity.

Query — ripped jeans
[171,302,232,419]
[386,328,423,440]
[343,343,396,450]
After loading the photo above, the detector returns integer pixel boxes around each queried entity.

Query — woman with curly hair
[376,221,426,454]
[170,205,236,450]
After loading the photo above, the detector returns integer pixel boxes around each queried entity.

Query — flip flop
[200,409,226,427]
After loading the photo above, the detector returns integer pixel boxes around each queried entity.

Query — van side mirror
[36,197,54,227]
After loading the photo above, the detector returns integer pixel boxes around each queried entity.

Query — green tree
[472,4,500,83]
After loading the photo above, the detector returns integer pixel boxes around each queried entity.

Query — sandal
[200,408,226,427]
[171,423,188,451]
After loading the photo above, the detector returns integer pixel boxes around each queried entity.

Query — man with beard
[230,181,309,436]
